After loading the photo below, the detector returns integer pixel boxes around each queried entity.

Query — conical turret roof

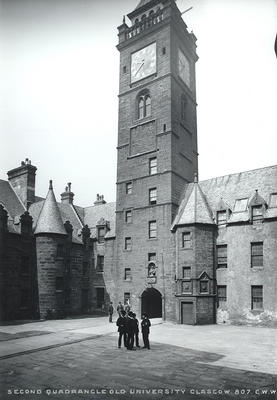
[173,178,215,227]
[34,180,67,235]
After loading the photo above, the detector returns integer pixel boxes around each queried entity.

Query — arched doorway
[141,288,162,318]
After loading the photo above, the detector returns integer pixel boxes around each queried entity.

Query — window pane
[149,221,157,238]
[183,267,191,279]
[125,210,132,223]
[145,95,151,117]
[124,268,131,280]
[217,210,227,225]
[149,188,157,204]
[182,232,191,248]
[269,193,277,208]
[251,286,263,310]
[126,182,132,194]
[149,158,157,175]
[125,237,132,250]
[138,97,144,119]
[97,255,104,271]
[251,243,263,267]
[98,227,105,243]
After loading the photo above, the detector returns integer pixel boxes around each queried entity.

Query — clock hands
[134,59,145,76]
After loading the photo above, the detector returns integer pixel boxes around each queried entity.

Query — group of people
[108,301,151,350]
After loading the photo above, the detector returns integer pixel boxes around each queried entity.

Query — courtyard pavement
[0,317,276,400]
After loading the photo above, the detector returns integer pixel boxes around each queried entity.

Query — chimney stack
[61,182,74,204]
[7,158,37,209]
[94,194,106,206]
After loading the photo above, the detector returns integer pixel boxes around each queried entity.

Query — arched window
[145,95,151,117]
[137,91,151,119]
[138,96,144,119]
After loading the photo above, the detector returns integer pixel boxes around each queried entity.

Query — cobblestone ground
[1,331,277,400]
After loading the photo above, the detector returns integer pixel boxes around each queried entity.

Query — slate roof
[34,182,67,236]
[0,179,25,218]
[173,165,277,228]
[84,202,116,239]
[174,181,214,226]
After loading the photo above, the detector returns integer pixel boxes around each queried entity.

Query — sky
[0,0,276,207]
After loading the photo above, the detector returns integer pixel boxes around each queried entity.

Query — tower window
[124,268,131,281]
[149,157,157,175]
[149,188,157,205]
[125,210,132,223]
[138,92,151,119]
[97,255,104,272]
[216,245,227,268]
[125,237,132,250]
[182,266,191,279]
[251,285,263,310]
[162,47,166,55]
[251,242,263,267]
[123,66,127,73]
[182,232,191,249]
[126,182,133,194]
[149,220,157,239]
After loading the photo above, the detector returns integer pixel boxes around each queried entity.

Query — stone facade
[0,0,276,326]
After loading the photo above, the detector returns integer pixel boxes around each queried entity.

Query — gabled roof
[173,180,214,228]
[34,181,67,236]
[249,190,267,207]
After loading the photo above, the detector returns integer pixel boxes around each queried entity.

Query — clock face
[178,49,191,88]
[131,42,156,83]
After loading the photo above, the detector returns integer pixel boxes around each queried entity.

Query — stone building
[0,0,276,325]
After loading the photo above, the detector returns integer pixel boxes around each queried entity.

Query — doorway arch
[141,288,162,318]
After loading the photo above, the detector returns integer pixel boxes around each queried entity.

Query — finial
[194,172,198,183]
[68,182,71,192]
[49,180,53,190]
[123,15,125,24]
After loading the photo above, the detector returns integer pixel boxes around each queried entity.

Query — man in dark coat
[125,312,136,350]
[108,302,114,323]
[133,313,140,348]
[141,313,151,349]
[116,310,126,348]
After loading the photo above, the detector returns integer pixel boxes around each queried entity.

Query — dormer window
[217,210,227,226]
[269,193,277,208]
[98,227,105,243]
[234,198,248,212]
[252,205,263,223]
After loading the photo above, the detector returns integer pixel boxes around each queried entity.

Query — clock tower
[115,0,198,320]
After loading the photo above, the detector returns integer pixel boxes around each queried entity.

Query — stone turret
[172,180,216,324]
[35,181,67,319]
